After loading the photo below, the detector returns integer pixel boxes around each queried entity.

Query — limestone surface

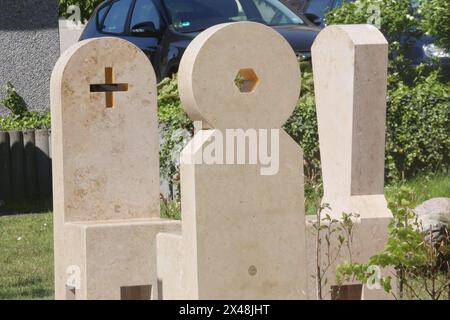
[158,22,307,299]
[51,37,180,300]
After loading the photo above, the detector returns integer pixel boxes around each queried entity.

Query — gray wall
[0,0,60,116]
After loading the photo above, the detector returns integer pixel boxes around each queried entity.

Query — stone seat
[57,218,180,300]
[67,217,177,226]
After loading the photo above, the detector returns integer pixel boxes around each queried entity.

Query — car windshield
[304,0,334,18]
[304,0,340,18]
[162,0,306,33]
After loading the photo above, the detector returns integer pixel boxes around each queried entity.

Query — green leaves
[283,68,320,180]
[0,112,51,131]
[326,0,449,81]
[386,72,450,179]
[1,82,28,115]
[157,75,193,198]
[58,0,104,22]
[420,0,450,53]
[0,82,51,131]
[336,186,450,299]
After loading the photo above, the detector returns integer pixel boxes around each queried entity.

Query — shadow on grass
[0,198,52,216]
[0,274,54,300]
[0,287,54,300]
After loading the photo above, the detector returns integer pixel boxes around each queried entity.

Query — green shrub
[420,0,450,52]
[326,0,422,81]
[336,186,450,300]
[326,0,420,46]
[59,0,104,22]
[283,64,321,181]
[157,76,193,198]
[1,82,28,115]
[0,82,51,131]
[0,112,51,131]
[386,71,449,180]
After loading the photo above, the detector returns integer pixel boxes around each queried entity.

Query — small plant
[160,194,181,220]
[1,82,28,115]
[311,180,359,300]
[336,186,450,300]
[158,75,194,200]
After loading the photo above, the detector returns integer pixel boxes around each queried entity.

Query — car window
[233,0,248,21]
[248,0,294,25]
[102,0,132,34]
[164,0,304,33]
[333,0,343,8]
[304,0,334,18]
[130,0,162,30]
[97,3,110,25]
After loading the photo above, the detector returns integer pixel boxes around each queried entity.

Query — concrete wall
[0,0,60,116]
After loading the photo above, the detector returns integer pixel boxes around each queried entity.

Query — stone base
[156,232,184,299]
[305,215,395,300]
[157,215,395,300]
[54,218,180,300]
[156,227,308,300]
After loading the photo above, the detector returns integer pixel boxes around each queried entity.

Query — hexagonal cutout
[234,68,260,93]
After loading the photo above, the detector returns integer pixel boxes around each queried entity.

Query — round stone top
[178,22,301,129]
[312,24,388,51]
[50,37,160,221]
[52,37,156,113]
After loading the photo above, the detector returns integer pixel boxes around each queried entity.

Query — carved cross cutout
[90,67,128,108]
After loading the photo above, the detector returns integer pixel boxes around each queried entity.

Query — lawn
[0,212,53,299]
[0,172,448,300]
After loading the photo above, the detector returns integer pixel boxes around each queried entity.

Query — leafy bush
[386,71,449,180]
[0,82,51,130]
[326,0,420,47]
[0,112,51,131]
[283,63,320,181]
[336,186,450,300]
[420,0,450,52]
[326,0,422,81]
[59,0,104,22]
[158,76,193,198]
[326,0,450,82]
[1,82,28,115]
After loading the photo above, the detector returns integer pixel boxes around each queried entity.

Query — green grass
[304,171,450,215]
[0,172,448,299]
[0,212,54,300]
[385,172,450,207]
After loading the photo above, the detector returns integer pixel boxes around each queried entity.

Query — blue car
[80,0,320,81]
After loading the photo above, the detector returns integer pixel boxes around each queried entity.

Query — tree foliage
[59,0,104,22]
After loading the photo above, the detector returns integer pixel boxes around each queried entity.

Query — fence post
[0,131,11,203]
[9,131,25,201]
[35,129,52,198]
[23,130,38,199]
